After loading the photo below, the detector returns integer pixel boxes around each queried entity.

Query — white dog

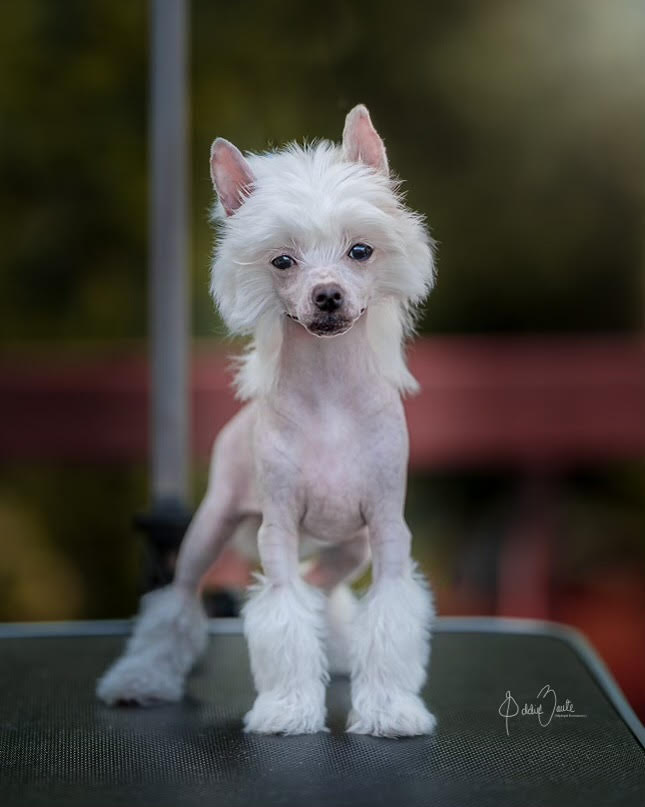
[97,105,437,738]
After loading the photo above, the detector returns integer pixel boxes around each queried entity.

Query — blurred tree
[192,0,645,335]
[0,0,643,625]
[1,0,643,341]
[0,0,147,341]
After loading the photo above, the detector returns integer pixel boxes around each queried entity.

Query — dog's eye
[348,243,373,261]
[271,255,295,270]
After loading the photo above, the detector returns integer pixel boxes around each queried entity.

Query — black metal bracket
[134,500,192,593]
[133,500,241,616]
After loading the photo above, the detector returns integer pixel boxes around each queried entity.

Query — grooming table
[1,618,643,807]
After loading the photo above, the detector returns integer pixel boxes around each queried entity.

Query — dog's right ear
[210,138,255,216]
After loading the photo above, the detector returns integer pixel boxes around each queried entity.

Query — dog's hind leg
[304,530,370,676]
[95,493,241,706]
[96,408,254,706]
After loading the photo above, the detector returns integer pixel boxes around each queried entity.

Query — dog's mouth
[305,314,354,337]
[286,309,367,337]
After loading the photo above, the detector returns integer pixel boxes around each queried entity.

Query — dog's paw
[243,690,327,735]
[96,654,184,707]
[346,693,436,737]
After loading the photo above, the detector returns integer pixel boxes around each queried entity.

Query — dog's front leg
[242,518,329,735]
[347,516,436,737]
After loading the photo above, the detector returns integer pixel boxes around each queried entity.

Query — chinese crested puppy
[97,105,437,737]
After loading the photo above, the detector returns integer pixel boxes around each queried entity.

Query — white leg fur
[96,585,208,706]
[326,583,358,676]
[242,576,329,734]
[348,568,436,737]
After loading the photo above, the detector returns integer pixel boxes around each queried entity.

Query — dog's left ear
[342,105,389,175]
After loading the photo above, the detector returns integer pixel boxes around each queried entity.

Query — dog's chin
[305,315,354,338]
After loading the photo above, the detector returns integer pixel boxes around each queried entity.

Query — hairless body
[98,106,437,737]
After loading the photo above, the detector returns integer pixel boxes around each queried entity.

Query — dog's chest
[257,391,407,542]
[297,411,368,541]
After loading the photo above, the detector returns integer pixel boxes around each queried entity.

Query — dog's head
[210,105,434,339]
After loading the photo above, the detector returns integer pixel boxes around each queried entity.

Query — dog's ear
[210,138,255,216]
[342,105,389,175]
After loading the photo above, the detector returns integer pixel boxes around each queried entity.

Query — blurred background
[1,0,643,717]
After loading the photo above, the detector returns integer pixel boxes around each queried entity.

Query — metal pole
[137,0,191,590]
[149,0,189,508]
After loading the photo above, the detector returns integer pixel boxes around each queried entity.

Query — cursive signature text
[498,684,587,736]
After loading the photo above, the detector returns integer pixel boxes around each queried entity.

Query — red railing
[2,336,644,467]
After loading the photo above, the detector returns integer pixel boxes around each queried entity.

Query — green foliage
[192,0,645,334]
[0,0,147,341]
[1,0,643,341]
[0,465,145,620]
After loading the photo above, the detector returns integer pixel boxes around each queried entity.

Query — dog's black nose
[313,284,343,313]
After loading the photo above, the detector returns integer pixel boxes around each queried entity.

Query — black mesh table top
[1,617,643,807]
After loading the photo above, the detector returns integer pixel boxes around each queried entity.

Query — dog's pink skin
[175,313,409,590]
[171,309,435,737]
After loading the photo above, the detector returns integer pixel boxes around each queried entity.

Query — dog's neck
[274,314,392,411]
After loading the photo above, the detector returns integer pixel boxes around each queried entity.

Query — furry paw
[96,586,208,707]
[347,693,436,737]
[96,654,184,706]
[243,689,327,735]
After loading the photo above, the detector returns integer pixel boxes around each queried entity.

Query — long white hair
[209,107,435,399]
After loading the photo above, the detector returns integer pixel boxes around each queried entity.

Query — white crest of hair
[210,136,435,400]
